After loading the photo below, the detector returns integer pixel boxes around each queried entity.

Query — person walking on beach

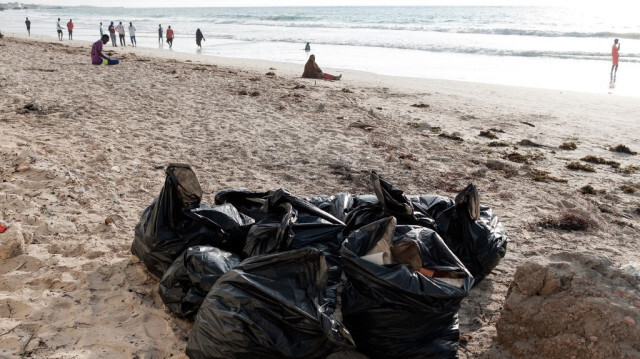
[108,21,117,47]
[302,54,342,80]
[166,26,174,49]
[100,22,103,36]
[92,34,120,65]
[116,22,126,47]
[25,17,31,36]
[610,38,621,86]
[158,24,163,45]
[196,28,205,49]
[56,18,63,41]
[67,19,74,40]
[129,22,137,47]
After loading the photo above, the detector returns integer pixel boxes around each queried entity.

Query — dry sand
[0,34,639,358]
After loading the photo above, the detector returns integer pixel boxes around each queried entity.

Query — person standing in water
[67,19,74,40]
[99,22,104,36]
[166,25,174,49]
[25,17,31,36]
[116,21,126,47]
[108,21,117,47]
[56,18,63,41]
[304,42,310,52]
[158,24,163,45]
[610,38,620,86]
[129,22,137,47]
[196,28,205,49]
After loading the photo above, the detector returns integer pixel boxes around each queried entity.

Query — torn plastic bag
[243,189,345,311]
[186,248,355,359]
[418,184,507,284]
[132,164,253,278]
[159,245,241,319]
[306,193,355,222]
[341,216,473,359]
[214,188,272,221]
[343,172,434,235]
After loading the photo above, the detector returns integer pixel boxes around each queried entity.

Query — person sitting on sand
[91,34,120,65]
[196,28,205,49]
[302,54,342,80]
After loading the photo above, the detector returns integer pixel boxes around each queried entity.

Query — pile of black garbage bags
[131,164,508,359]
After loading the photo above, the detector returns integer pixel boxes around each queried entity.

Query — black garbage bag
[132,164,253,278]
[159,245,241,319]
[214,188,272,221]
[243,189,345,311]
[343,172,434,235]
[415,184,508,284]
[306,193,356,222]
[186,248,355,359]
[341,216,473,359]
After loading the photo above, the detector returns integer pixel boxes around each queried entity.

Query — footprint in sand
[142,313,170,339]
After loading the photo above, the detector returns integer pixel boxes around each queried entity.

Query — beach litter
[131,165,509,358]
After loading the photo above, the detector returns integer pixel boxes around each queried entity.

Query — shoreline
[1,33,639,359]
[4,31,640,104]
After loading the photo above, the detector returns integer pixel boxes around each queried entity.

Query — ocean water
[2,6,639,96]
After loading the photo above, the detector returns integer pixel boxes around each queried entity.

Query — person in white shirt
[115,21,126,46]
[56,18,63,41]
[129,22,137,47]
[100,22,104,36]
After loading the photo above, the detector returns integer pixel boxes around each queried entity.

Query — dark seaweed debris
[559,142,577,150]
[566,162,595,172]
[610,144,637,155]
[479,130,498,139]
[536,212,597,231]
[581,156,620,168]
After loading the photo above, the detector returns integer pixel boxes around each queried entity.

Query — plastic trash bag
[343,172,435,235]
[243,189,345,311]
[186,248,355,359]
[214,188,272,221]
[306,193,355,222]
[159,245,241,319]
[341,216,473,359]
[131,164,253,278]
[409,184,508,284]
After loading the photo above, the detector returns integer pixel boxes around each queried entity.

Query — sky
[7,0,637,8]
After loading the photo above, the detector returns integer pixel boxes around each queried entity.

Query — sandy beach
[1,33,639,358]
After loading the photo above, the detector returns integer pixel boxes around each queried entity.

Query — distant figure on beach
[116,22,126,47]
[99,22,103,36]
[56,18,63,41]
[158,24,163,45]
[108,21,117,47]
[610,38,620,87]
[302,54,342,80]
[67,19,73,40]
[196,28,205,49]
[166,26,174,49]
[25,17,31,36]
[129,22,137,47]
[304,42,310,51]
[92,34,120,66]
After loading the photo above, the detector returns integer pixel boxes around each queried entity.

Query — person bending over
[91,34,120,65]
[610,38,620,84]
[302,54,342,80]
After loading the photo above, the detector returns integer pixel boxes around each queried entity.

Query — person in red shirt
[166,26,174,49]
[67,19,74,40]
[610,38,620,86]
